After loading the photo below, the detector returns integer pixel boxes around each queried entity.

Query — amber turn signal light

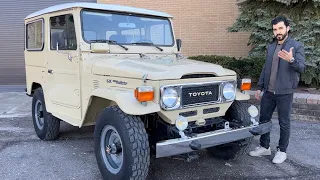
[134,86,154,102]
[240,78,251,90]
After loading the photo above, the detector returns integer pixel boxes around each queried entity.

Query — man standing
[248,16,306,163]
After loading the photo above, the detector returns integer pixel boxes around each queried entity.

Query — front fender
[91,88,160,115]
[235,89,250,101]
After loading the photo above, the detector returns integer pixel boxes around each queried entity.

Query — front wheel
[94,106,150,180]
[206,101,253,160]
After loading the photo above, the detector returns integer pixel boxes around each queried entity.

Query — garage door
[0,0,96,85]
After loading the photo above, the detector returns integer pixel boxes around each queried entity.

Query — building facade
[98,0,251,57]
[0,0,249,85]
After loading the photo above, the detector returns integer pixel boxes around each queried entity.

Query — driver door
[46,13,81,122]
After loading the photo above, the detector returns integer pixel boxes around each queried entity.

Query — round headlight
[162,88,178,108]
[223,83,235,100]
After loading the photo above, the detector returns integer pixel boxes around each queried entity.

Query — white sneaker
[249,146,271,157]
[272,150,287,164]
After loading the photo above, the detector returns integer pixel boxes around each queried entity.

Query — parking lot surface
[1,92,320,180]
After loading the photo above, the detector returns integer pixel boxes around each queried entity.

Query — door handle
[48,69,53,74]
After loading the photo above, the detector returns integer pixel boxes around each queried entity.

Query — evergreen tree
[229,0,320,86]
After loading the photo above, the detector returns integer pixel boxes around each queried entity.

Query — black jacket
[257,36,306,94]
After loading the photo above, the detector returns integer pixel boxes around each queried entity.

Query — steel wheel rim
[100,125,123,174]
[35,100,44,130]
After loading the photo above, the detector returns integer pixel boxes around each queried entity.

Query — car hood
[91,55,236,80]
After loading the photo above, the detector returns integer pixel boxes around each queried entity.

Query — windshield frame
[80,8,175,47]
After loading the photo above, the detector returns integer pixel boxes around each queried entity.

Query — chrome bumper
[156,122,271,158]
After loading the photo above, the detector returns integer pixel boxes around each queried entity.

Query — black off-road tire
[32,88,60,140]
[94,106,150,180]
[206,101,253,160]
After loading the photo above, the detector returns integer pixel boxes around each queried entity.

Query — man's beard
[276,31,288,41]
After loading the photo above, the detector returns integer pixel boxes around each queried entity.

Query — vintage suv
[24,2,270,180]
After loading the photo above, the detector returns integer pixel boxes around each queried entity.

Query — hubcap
[106,142,122,154]
[34,100,44,130]
[100,125,123,174]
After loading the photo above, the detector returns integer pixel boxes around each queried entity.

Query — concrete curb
[246,90,320,122]
[246,90,320,105]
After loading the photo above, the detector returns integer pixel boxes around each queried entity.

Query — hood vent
[181,74,216,79]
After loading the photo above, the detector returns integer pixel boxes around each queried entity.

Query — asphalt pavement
[1,92,320,180]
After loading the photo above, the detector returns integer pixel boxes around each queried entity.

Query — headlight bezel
[160,86,181,110]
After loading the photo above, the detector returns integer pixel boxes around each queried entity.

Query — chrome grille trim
[160,80,236,110]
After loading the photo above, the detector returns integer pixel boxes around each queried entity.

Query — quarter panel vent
[93,80,100,89]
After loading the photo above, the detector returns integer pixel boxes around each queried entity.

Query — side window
[26,19,44,50]
[50,14,77,50]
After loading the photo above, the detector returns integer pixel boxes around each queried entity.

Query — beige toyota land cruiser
[24,2,270,180]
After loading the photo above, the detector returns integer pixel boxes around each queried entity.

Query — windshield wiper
[131,42,163,52]
[90,39,128,51]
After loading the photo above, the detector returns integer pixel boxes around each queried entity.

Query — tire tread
[98,106,150,180]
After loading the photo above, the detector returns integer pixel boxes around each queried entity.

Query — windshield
[81,10,174,46]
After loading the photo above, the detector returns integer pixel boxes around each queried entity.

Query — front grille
[179,110,197,117]
[181,84,220,106]
[203,107,220,114]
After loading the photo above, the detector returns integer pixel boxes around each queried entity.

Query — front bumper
[156,122,271,158]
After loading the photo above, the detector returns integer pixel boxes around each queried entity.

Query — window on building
[50,14,77,50]
[26,19,44,50]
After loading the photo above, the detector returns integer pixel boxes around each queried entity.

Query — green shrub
[189,55,319,88]
[189,55,265,82]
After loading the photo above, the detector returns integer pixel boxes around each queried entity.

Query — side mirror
[176,39,182,52]
[90,43,110,53]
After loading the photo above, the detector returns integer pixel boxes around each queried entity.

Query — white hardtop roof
[25,2,173,20]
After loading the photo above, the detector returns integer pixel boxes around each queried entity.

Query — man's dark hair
[271,16,290,27]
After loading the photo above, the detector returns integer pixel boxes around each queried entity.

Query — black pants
[259,91,293,152]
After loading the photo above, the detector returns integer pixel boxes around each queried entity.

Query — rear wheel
[94,106,150,180]
[206,101,253,160]
[32,88,60,140]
